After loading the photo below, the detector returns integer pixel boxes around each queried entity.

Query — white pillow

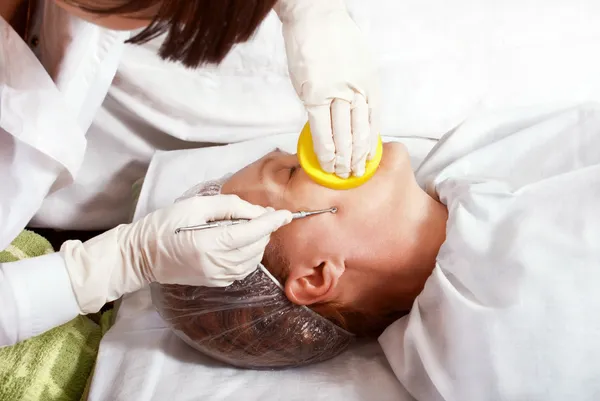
[88,288,412,401]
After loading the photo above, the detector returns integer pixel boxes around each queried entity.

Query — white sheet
[89,288,411,401]
[88,135,435,401]
[380,104,600,400]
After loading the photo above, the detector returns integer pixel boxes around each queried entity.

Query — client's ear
[284,260,344,305]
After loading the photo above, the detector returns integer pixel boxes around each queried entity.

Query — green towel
[0,230,54,262]
[0,230,107,401]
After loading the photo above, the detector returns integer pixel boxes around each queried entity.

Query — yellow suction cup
[297,122,383,190]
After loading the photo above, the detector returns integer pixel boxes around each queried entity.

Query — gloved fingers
[331,98,352,179]
[222,235,271,268]
[350,93,370,177]
[173,236,269,287]
[307,105,335,174]
[367,88,381,161]
[204,258,265,287]
[203,194,267,221]
[215,209,293,249]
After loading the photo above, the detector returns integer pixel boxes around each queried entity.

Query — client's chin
[378,141,410,173]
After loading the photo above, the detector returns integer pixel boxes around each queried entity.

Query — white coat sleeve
[0,17,86,249]
[0,253,80,347]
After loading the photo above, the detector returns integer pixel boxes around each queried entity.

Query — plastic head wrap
[150,175,354,369]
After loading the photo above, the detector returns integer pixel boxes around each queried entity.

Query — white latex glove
[276,0,380,178]
[61,195,292,313]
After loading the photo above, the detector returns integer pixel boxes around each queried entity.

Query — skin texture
[1,0,22,21]
[53,0,153,30]
[222,143,449,316]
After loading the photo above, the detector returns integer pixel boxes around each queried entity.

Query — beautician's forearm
[0,253,80,347]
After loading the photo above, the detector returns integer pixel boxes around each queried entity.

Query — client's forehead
[246,149,291,177]
[222,150,295,207]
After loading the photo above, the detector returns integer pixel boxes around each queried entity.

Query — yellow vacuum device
[297,122,383,190]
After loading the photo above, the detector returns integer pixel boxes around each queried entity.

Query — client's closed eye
[289,166,298,178]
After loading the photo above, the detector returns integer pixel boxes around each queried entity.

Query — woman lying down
[152,104,600,400]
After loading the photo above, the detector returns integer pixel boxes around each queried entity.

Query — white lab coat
[0,4,129,347]
[2,1,305,237]
[0,1,304,347]
[380,105,600,400]
[0,7,128,247]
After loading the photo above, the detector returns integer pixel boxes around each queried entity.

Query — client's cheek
[295,221,338,252]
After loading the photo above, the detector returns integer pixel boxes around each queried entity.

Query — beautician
[0,0,379,347]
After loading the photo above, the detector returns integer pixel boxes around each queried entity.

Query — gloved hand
[276,0,380,178]
[61,195,292,314]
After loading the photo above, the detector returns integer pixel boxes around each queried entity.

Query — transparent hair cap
[175,173,232,202]
[151,177,354,369]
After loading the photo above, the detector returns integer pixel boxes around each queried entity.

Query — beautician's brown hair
[64,0,277,67]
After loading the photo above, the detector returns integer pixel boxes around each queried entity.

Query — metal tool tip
[330,207,338,214]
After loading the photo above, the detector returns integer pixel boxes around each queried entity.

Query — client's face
[223,142,410,230]
[222,142,426,315]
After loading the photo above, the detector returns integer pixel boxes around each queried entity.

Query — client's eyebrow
[258,150,283,183]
